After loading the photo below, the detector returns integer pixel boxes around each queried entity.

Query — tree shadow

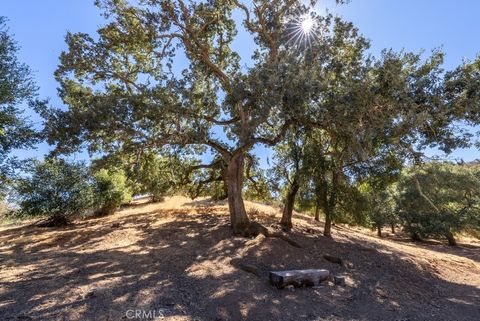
[378,234,480,265]
[0,202,479,321]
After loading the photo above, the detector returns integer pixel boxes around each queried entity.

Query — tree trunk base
[280,221,293,232]
[236,221,302,248]
[445,232,457,246]
[411,232,421,242]
[151,196,164,203]
[233,221,268,238]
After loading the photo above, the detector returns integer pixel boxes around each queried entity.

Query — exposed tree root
[323,254,354,269]
[240,221,302,248]
[267,232,302,248]
[230,258,260,276]
[323,254,343,265]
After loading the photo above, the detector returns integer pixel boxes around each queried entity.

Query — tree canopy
[0,17,38,197]
[37,0,480,235]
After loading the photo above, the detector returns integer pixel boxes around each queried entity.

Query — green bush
[92,151,185,202]
[358,182,399,236]
[93,169,132,216]
[397,162,480,245]
[15,159,93,225]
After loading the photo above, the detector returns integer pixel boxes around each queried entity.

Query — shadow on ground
[0,198,479,321]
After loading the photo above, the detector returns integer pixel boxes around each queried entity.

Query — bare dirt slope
[1,196,479,321]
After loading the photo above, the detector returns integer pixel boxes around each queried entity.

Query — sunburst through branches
[284,11,323,49]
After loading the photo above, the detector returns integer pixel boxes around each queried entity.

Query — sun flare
[284,12,320,48]
[301,16,315,34]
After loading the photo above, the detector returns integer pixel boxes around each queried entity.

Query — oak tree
[40,0,344,235]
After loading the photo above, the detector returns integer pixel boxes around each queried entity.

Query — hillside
[0,196,479,321]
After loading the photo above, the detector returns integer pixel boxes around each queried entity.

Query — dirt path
[1,196,479,321]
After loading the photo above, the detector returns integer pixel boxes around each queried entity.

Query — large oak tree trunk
[226,154,250,235]
[280,178,300,230]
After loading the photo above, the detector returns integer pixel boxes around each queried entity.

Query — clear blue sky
[2,0,479,165]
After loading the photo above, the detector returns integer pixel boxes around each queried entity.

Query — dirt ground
[0,196,479,321]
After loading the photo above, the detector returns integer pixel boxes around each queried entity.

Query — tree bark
[323,170,339,238]
[445,231,457,246]
[324,207,332,238]
[316,180,332,237]
[280,178,300,230]
[391,224,395,234]
[226,154,250,235]
[220,163,229,200]
[377,226,382,237]
[314,202,320,221]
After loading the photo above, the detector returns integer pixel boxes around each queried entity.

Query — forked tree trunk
[445,231,457,246]
[226,154,250,235]
[280,178,300,230]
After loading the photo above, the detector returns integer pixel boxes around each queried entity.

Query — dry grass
[0,196,479,321]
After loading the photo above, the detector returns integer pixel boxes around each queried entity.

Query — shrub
[358,182,399,236]
[92,151,184,202]
[93,169,131,216]
[15,159,93,225]
[397,162,480,245]
[133,153,184,202]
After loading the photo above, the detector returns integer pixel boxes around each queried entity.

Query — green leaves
[93,169,132,215]
[35,1,480,230]
[0,17,39,197]
[397,162,480,241]
[15,159,93,219]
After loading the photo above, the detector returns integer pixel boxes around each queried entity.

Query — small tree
[15,159,93,226]
[359,182,399,237]
[270,129,307,230]
[93,169,131,216]
[397,162,480,245]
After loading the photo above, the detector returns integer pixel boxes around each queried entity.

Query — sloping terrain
[0,196,479,321]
